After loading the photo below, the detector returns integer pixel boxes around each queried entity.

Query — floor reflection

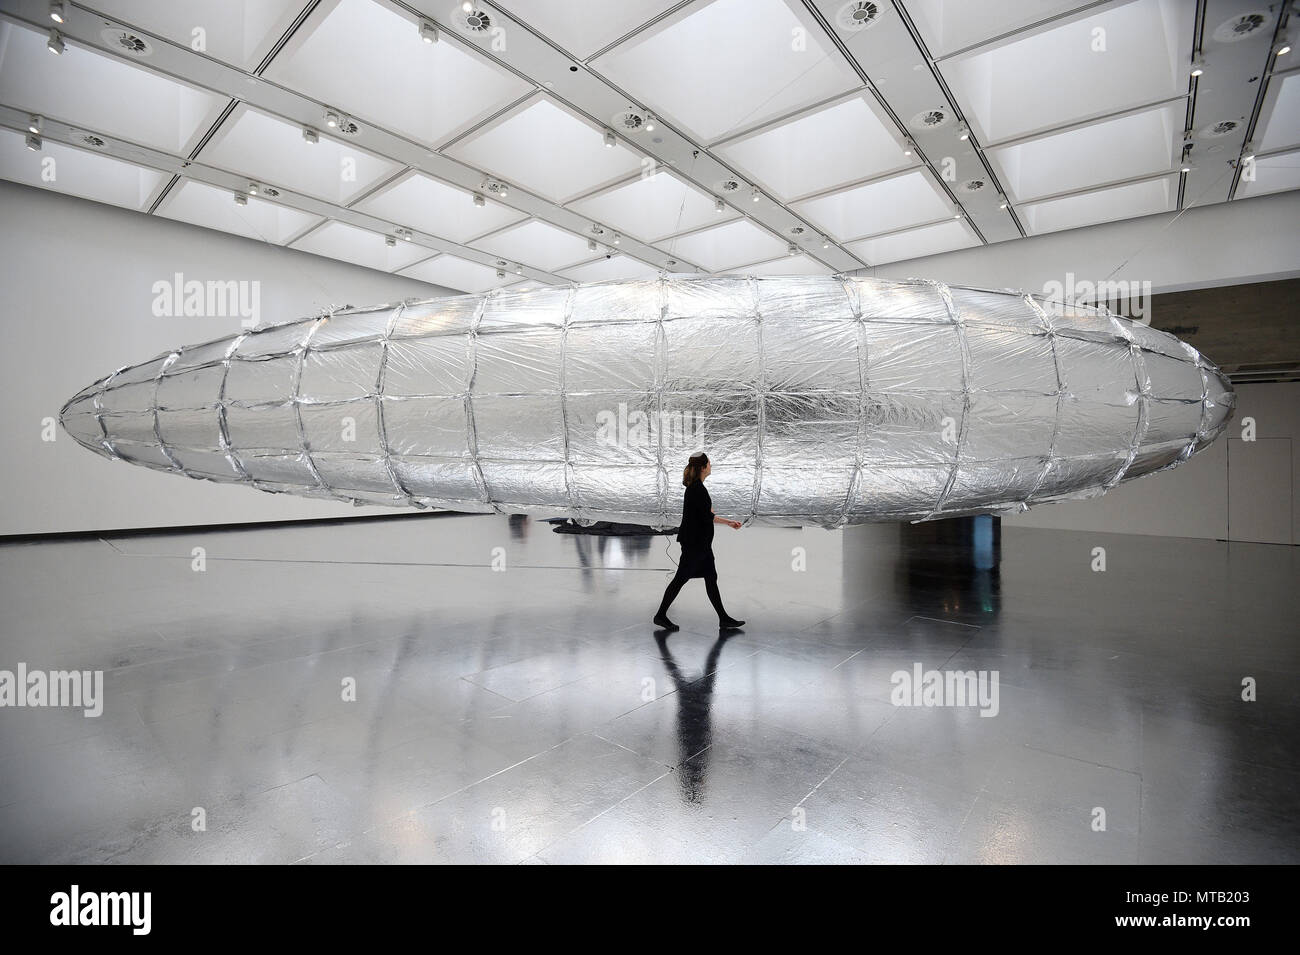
[655,633,731,803]
[896,514,1002,619]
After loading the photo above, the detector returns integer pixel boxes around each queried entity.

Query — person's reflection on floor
[654,633,732,803]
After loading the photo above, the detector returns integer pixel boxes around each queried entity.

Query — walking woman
[654,452,746,631]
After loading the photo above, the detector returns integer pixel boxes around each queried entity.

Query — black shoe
[653,614,679,631]
[719,616,745,629]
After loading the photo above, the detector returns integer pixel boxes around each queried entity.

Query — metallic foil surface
[60,275,1235,527]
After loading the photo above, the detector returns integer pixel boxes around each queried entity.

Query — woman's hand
[727,519,742,529]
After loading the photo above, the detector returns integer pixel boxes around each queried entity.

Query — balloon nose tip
[59,382,111,454]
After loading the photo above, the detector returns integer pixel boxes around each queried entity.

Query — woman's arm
[713,514,742,529]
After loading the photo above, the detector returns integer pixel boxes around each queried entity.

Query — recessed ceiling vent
[960,178,986,193]
[261,186,281,198]
[1201,119,1240,137]
[334,117,361,136]
[1211,12,1271,43]
[611,109,646,132]
[837,1,881,32]
[910,107,950,131]
[788,225,806,236]
[82,135,105,148]
[717,178,741,193]
[454,7,493,36]
[99,27,153,57]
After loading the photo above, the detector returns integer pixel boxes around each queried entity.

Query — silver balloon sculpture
[60,275,1235,527]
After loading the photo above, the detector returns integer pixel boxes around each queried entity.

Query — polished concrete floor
[0,512,1296,864]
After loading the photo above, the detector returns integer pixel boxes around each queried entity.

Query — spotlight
[386,235,397,247]
[496,269,505,279]
[956,122,969,141]
[515,266,523,275]
[1241,141,1255,162]
[787,243,798,256]
[233,193,248,206]
[497,182,509,198]
[28,115,41,135]
[49,1,65,24]
[953,212,963,219]
[461,1,473,12]
[398,228,412,241]
[25,132,42,151]
[419,20,438,44]
[47,29,65,54]
[302,127,319,144]
[902,137,915,157]
[603,130,616,148]
[714,198,725,212]
[472,193,486,207]
[1190,54,1204,77]
[587,238,597,252]
[643,113,656,133]
[1276,40,1292,56]
[612,233,621,245]
[247,182,259,195]
[325,111,339,128]
[750,186,761,203]
[821,236,830,249]
[998,196,1009,210]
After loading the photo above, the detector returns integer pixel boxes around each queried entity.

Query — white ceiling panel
[88,0,309,71]
[988,102,1181,203]
[262,0,532,145]
[445,97,644,203]
[157,178,321,244]
[1258,71,1300,154]
[498,0,680,59]
[664,218,787,272]
[567,169,732,243]
[591,0,861,143]
[471,218,593,270]
[351,171,525,243]
[399,254,515,293]
[0,129,167,211]
[0,21,227,155]
[847,217,980,265]
[560,254,664,282]
[905,0,1097,59]
[740,254,834,276]
[1236,150,1300,200]
[793,169,953,242]
[716,94,914,201]
[1019,175,1177,235]
[290,220,431,271]
[199,105,400,204]
[941,0,1194,144]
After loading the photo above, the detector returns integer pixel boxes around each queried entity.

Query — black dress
[675,481,716,580]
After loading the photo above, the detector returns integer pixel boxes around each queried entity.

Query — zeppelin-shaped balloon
[60,276,1234,527]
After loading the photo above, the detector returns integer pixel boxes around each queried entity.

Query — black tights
[657,569,728,620]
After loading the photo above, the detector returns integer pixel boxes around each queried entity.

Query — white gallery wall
[863,190,1300,544]
[0,181,449,536]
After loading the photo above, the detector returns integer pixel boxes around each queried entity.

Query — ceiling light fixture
[1190,54,1205,76]
[998,196,1009,210]
[750,187,761,203]
[902,137,915,157]
[49,1,65,24]
[325,111,339,128]
[385,235,397,247]
[787,243,799,256]
[28,115,41,135]
[247,182,259,196]
[498,183,509,198]
[643,113,656,133]
[419,20,438,43]
[714,198,725,212]
[953,212,963,219]
[1241,141,1255,162]
[25,132,42,151]
[612,233,621,245]
[302,127,318,144]
[1276,39,1292,56]
[603,130,615,148]
[588,239,597,252]
[461,1,473,12]
[47,29,65,54]
[496,269,505,279]
[233,193,247,206]
[956,121,969,141]
[515,266,523,275]
[472,193,486,207]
